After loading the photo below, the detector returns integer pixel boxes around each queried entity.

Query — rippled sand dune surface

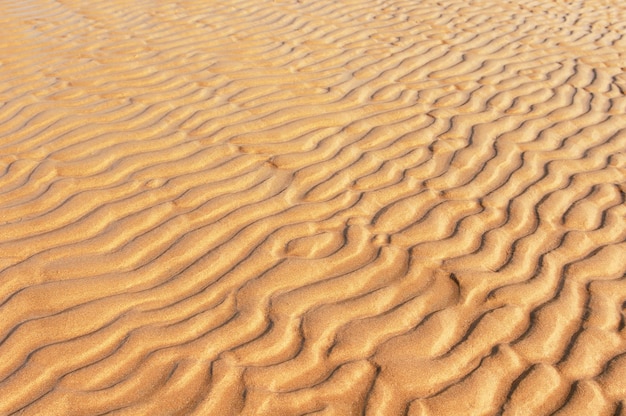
[1,0,626,414]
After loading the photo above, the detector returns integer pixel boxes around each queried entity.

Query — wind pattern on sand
[0,0,625,414]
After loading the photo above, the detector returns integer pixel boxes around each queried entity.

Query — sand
[0,0,625,414]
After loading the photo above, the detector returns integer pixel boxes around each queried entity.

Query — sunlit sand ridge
[1,0,625,414]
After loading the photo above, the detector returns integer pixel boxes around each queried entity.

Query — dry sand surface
[1,0,626,414]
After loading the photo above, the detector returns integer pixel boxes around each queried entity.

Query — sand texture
[1,0,626,414]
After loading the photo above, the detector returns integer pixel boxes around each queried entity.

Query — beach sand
[1,0,625,414]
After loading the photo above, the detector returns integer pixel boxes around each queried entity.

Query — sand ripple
[1,0,625,414]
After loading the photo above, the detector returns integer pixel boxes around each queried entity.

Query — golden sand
[1,0,625,414]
